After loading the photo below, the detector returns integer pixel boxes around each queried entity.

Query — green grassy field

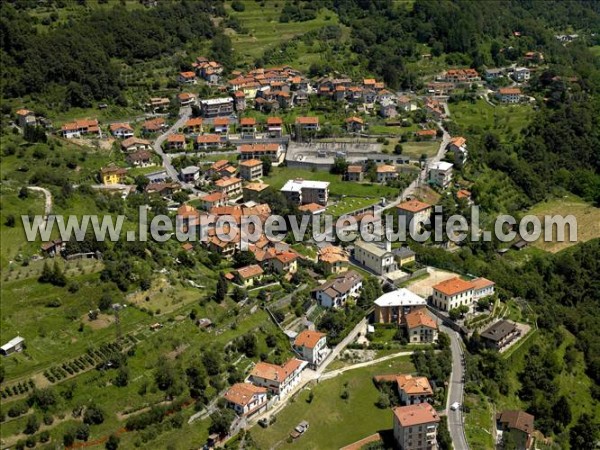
[224,1,341,67]
[464,392,495,450]
[263,167,399,198]
[250,356,415,450]
[449,99,533,142]
[527,194,600,253]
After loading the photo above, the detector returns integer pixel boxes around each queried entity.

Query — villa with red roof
[393,403,440,449]
[397,200,433,233]
[432,277,474,312]
[196,134,223,150]
[248,358,307,397]
[266,117,283,137]
[178,71,197,84]
[61,119,101,139]
[224,383,268,418]
[295,116,320,132]
[432,276,496,312]
[404,308,439,343]
[293,330,329,368]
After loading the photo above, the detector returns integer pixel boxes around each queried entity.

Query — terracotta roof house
[121,137,152,152]
[248,358,307,396]
[318,245,349,274]
[231,264,264,287]
[196,133,223,149]
[404,308,438,343]
[293,331,329,368]
[224,383,268,417]
[393,403,440,449]
[109,122,134,139]
[496,410,535,450]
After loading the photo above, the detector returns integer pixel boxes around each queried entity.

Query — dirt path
[319,350,416,381]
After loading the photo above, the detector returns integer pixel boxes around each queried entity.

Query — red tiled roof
[294,330,325,349]
[433,277,473,296]
[196,134,221,144]
[397,200,432,213]
[236,264,264,279]
[224,383,267,407]
[405,309,437,330]
[239,159,262,167]
[393,403,440,427]
[295,116,319,125]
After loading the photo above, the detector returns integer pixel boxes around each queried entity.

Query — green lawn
[526,194,600,253]
[250,356,415,450]
[448,99,533,142]
[263,167,399,198]
[464,392,495,450]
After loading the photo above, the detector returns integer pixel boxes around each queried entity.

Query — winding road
[151,106,204,193]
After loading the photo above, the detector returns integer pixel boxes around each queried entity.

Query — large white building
[280,179,329,206]
[432,276,495,311]
[428,161,453,188]
[432,277,474,311]
[374,289,427,324]
[354,240,397,275]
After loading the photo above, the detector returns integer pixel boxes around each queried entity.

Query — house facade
[432,277,474,311]
[313,270,363,308]
[374,289,427,324]
[293,330,329,369]
[428,161,453,188]
[405,308,439,344]
[396,374,434,406]
[397,200,433,233]
[239,143,283,162]
[393,403,440,450]
[239,159,264,181]
[248,358,307,397]
[481,320,521,351]
[354,240,397,275]
[280,179,329,206]
[224,383,268,418]
[214,177,242,197]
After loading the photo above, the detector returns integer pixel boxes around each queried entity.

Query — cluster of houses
[222,329,329,420]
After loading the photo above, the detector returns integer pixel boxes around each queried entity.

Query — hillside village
[5,51,542,450]
[1,1,599,450]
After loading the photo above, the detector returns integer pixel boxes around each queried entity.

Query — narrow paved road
[381,122,451,211]
[152,107,195,188]
[442,324,469,450]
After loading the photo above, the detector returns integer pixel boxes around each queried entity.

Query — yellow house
[318,245,349,275]
[100,165,128,185]
[242,86,258,99]
[233,264,264,287]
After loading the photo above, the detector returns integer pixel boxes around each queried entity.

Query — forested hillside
[0,1,224,107]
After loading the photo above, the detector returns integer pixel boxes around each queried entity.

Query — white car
[450,402,461,411]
